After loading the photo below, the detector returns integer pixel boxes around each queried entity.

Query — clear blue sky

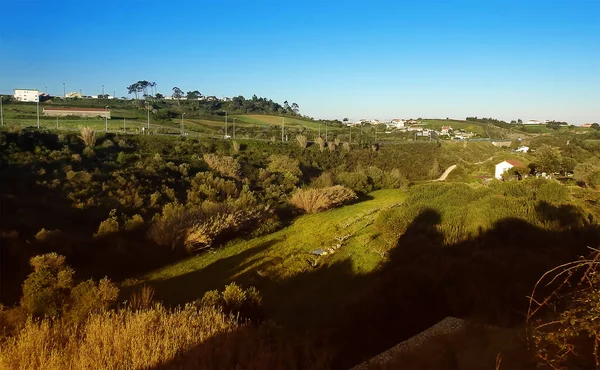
[1,0,598,123]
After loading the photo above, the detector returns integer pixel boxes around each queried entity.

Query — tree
[186,90,201,100]
[172,87,183,105]
[291,102,299,114]
[155,93,164,99]
[21,253,74,317]
[343,118,349,123]
[535,145,563,175]
[517,119,523,124]
[574,162,597,186]
[592,123,600,130]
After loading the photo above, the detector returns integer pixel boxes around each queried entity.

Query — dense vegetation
[3,126,600,369]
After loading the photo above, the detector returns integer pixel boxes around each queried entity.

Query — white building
[390,119,405,128]
[495,160,524,180]
[13,89,39,102]
[515,146,530,153]
[66,91,83,98]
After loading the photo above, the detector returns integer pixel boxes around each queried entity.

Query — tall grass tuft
[316,137,326,152]
[289,185,357,213]
[296,134,307,149]
[78,127,97,147]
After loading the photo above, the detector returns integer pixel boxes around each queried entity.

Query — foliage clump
[203,153,241,179]
[289,185,357,213]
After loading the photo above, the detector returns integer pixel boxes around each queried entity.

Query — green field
[132,189,407,330]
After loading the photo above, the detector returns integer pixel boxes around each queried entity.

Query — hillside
[132,189,407,330]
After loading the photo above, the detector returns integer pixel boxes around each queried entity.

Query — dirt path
[435,165,457,181]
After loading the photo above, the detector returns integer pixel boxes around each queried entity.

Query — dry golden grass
[78,127,97,147]
[289,185,357,213]
[0,304,331,370]
[0,305,238,370]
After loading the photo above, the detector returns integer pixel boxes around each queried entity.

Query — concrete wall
[491,140,512,147]
[43,110,111,119]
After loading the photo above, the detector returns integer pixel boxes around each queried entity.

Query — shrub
[203,153,241,179]
[267,155,302,177]
[336,171,372,193]
[312,171,335,188]
[78,127,96,147]
[296,134,307,149]
[124,214,144,231]
[536,181,569,204]
[101,139,115,148]
[316,137,326,152]
[289,185,357,213]
[343,142,351,152]
[82,146,95,158]
[21,253,74,317]
[327,142,337,152]
[94,209,120,237]
[66,278,119,324]
[201,283,263,322]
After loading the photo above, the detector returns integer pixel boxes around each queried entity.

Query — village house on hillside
[440,126,452,135]
[495,159,525,180]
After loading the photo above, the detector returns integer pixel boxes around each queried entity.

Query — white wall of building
[13,89,39,102]
[495,161,514,179]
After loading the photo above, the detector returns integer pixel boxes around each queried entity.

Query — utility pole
[113,90,116,100]
[105,106,109,132]
[146,102,150,133]
[181,113,185,135]
[102,84,104,96]
[63,82,65,98]
[36,93,40,129]
[232,118,236,139]
[281,117,285,143]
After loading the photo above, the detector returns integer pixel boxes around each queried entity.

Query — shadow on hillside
[150,238,281,305]
[150,202,599,369]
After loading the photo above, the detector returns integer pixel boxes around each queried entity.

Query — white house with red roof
[495,159,525,180]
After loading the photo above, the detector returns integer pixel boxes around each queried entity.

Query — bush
[336,171,372,193]
[267,155,302,177]
[289,185,357,213]
[536,181,569,204]
[94,210,120,237]
[203,153,241,179]
[201,283,263,322]
[124,214,144,230]
[21,253,74,317]
[66,278,119,324]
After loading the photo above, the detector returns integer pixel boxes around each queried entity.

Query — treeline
[465,116,511,129]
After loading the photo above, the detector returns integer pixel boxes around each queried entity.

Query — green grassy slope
[133,189,407,330]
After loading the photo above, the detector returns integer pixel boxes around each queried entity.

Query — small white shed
[495,160,524,180]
